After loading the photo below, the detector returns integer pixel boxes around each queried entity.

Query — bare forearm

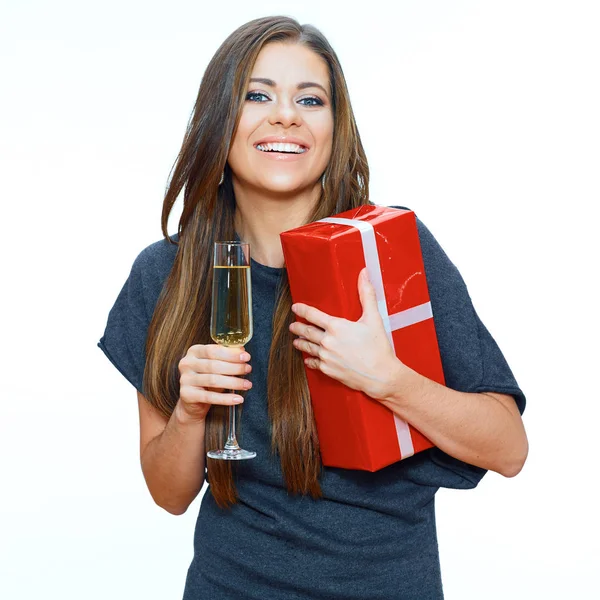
[381,361,528,477]
[141,401,206,515]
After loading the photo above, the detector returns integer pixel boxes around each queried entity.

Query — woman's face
[227,42,334,196]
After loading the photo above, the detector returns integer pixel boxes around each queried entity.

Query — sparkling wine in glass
[206,241,256,461]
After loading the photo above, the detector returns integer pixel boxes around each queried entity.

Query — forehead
[251,42,329,88]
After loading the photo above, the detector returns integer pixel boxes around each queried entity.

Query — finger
[188,344,251,362]
[304,357,320,370]
[289,321,326,344]
[207,344,251,362]
[304,357,336,379]
[291,303,334,331]
[358,268,380,322]
[293,337,321,357]
[195,358,252,376]
[181,387,245,405]
[182,371,253,392]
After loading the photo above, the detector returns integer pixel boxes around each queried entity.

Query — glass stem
[224,399,240,451]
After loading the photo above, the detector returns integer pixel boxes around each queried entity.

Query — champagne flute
[206,241,256,460]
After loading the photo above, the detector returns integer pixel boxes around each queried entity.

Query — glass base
[207,448,257,461]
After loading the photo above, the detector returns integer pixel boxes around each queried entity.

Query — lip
[254,150,307,162]
[254,135,311,151]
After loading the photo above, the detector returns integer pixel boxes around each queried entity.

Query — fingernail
[233,397,244,403]
[245,364,252,373]
[240,352,250,361]
[244,380,252,389]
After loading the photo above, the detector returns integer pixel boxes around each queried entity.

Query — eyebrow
[249,77,330,98]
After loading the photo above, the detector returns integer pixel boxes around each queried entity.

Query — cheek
[315,114,334,159]
[228,109,260,163]
[228,128,244,164]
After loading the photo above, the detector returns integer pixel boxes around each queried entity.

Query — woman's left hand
[289,268,403,401]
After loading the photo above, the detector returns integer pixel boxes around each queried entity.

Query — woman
[98,15,528,599]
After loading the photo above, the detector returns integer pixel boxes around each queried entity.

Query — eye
[246,91,270,102]
[299,96,324,107]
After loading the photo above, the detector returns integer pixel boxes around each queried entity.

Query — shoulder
[385,204,442,245]
[385,205,462,282]
[131,232,180,282]
[134,232,180,267]
[126,233,180,318]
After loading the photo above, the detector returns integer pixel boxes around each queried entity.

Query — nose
[267,98,303,128]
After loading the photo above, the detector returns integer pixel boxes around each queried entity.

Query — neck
[232,178,322,268]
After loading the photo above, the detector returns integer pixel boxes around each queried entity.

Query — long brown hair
[142,16,370,509]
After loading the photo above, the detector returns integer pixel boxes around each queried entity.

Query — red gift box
[280,205,446,471]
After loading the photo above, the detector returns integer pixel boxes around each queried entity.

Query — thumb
[358,268,379,321]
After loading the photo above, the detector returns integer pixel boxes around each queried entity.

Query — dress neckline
[233,231,285,274]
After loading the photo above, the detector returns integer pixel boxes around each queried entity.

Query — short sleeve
[97,245,160,396]
[415,216,526,412]
[389,206,526,489]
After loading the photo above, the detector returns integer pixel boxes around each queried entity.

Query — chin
[261,176,317,194]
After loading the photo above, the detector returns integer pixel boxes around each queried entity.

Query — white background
[1,0,598,598]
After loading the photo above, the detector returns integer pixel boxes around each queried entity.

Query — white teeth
[256,142,307,154]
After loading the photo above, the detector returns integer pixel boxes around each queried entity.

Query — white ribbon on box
[319,217,434,458]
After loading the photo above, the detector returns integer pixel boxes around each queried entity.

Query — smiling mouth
[255,142,308,154]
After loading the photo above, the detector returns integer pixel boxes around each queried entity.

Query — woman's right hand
[176,344,252,423]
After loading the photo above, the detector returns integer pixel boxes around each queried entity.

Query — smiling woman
[97,14,526,600]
